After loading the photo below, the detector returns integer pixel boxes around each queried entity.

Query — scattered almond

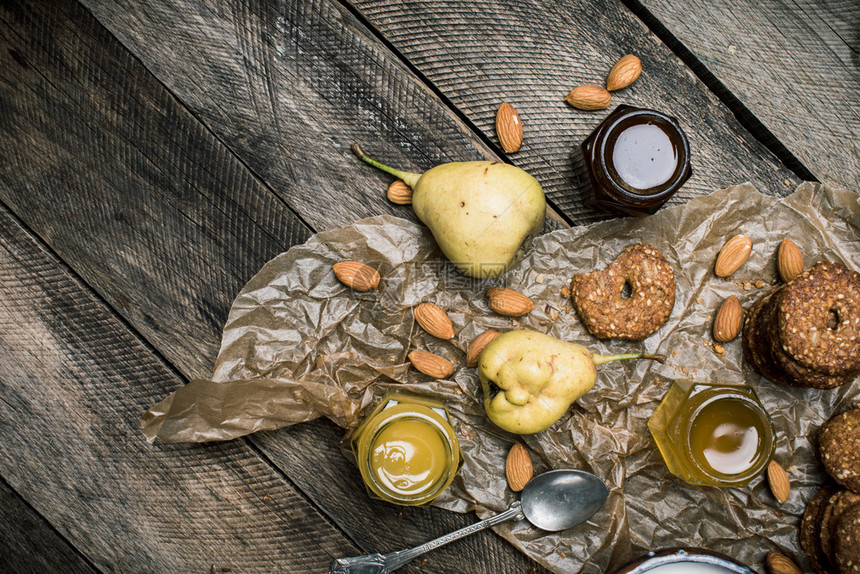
[767,460,791,504]
[466,329,502,367]
[496,102,523,153]
[714,234,752,277]
[713,296,743,342]
[777,238,804,283]
[408,350,454,379]
[606,54,642,91]
[486,288,534,317]
[565,84,611,110]
[766,551,801,574]
[386,180,412,205]
[413,302,455,339]
[332,261,380,291]
[505,443,533,492]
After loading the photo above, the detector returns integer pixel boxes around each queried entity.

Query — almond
[606,54,642,91]
[332,261,380,291]
[565,84,611,111]
[386,180,412,205]
[766,551,801,574]
[767,460,790,504]
[413,302,455,339]
[486,288,534,317]
[505,443,533,492]
[714,234,752,277]
[466,329,502,367]
[777,238,803,283]
[713,296,743,342]
[408,350,454,379]
[496,102,523,153]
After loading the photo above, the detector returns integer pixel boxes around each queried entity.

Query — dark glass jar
[581,105,691,216]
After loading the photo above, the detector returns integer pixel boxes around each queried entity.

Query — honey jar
[648,381,774,487]
[351,393,462,506]
[581,105,691,216]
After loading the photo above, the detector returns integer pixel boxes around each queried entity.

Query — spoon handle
[329,501,524,574]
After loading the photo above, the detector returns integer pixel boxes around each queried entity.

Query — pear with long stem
[478,330,665,434]
[352,144,545,279]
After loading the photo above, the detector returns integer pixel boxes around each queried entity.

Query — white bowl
[610,548,754,574]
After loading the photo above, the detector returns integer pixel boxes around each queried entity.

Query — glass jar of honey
[648,381,774,487]
[581,105,691,216]
[351,393,462,506]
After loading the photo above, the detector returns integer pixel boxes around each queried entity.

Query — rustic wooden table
[1,0,857,572]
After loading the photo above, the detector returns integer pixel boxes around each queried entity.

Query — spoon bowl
[330,468,609,573]
[522,469,609,531]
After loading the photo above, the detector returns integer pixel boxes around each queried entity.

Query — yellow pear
[353,144,545,278]
[478,330,664,434]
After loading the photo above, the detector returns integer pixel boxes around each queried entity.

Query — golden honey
[370,418,448,496]
[648,381,774,487]
[689,398,769,477]
[352,393,462,506]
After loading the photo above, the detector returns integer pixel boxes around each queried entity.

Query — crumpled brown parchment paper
[142,182,860,573]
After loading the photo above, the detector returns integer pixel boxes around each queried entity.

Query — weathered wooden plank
[79,0,512,232]
[347,0,802,224]
[0,1,546,571]
[1,0,312,380]
[0,204,355,571]
[635,0,859,192]
[0,479,98,574]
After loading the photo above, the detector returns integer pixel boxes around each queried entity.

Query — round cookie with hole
[570,244,675,341]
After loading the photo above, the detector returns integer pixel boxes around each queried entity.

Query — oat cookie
[820,409,860,493]
[742,282,854,388]
[820,490,846,566]
[801,485,839,574]
[777,261,860,376]
[570,244,675,341]
[767,289,853,389]
[835,503,860,574]
[825,491,860,564]
[742,287,788,384]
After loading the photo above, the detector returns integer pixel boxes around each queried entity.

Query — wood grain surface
[1,0,851,571]
[0,479,98,574]
[637,0,859,192]
[79,0,508,233]
[0,0,315,379]
[0,204,355,571]
[0,0,547,571]
[349,0,802,224]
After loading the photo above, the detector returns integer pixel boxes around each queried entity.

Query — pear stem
[591,352,666,366]
[351,143,422,188]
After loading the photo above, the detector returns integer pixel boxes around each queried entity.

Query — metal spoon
[329,469,609,574]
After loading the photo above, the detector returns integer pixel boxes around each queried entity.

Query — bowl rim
[609,547,755,574]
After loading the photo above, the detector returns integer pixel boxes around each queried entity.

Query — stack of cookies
[801,408,860,574]
[742,261,860,389]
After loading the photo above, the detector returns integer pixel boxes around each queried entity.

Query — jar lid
[596,106,691,203]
